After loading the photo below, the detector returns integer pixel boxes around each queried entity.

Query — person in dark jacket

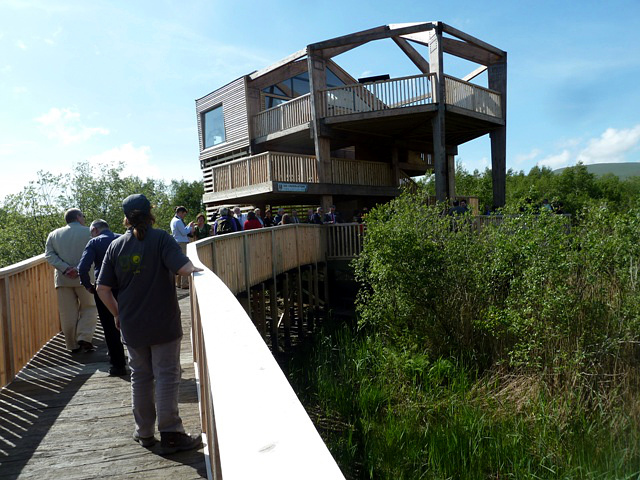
[311,207,324,225]
[77,219,127,376]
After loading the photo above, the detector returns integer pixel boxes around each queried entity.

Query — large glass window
[261,67,345,111]
[203,105,225,149]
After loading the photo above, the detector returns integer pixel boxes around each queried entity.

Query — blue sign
[277,182,308,192]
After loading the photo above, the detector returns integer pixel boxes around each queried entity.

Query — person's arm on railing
[177,261,203,276]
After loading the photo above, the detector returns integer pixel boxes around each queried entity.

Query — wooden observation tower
[195,22,506,216]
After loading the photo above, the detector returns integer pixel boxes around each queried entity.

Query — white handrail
[188,243,345,479]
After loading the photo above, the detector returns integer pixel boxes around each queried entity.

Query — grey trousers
[127,337,186,437]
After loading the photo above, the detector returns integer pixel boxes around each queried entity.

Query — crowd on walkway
[41,199,373,458]
[173,204,369,241]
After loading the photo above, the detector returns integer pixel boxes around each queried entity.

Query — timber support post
[489,56,507,208]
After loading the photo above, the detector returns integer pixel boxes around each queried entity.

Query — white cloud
[514,148,541,165]
[15,40,27,50]
[576,125,640,164]
[87,143,160,180]
[534,125,640,170]
[538,150,572,169]
[35,107,109,144]
[458,156,489,172]
[13,86,27,94]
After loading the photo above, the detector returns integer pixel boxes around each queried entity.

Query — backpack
[216,216,234,235]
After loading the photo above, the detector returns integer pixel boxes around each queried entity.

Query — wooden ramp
[0,294,206,480]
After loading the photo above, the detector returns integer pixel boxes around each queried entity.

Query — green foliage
[0,162,204,268]
[426,162,640,214]
[289,187,640,478]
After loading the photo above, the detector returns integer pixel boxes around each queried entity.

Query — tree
[0,162,204,267]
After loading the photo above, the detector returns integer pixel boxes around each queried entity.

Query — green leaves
[355,189,640,379]
[0,162,204,267]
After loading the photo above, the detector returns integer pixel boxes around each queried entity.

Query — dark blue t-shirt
[97,227,189,348]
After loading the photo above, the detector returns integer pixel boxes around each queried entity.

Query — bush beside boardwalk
[289,190,640,479]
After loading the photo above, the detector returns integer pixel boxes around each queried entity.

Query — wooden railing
[319,73,435,117]
[253,93,312,138]
[0,254,60,388]
[251,74,502,140]
[188,227,345,479]
[194,224,324,296]
[203,152,318,194]
[203,152,397,194]
[325,223,365,259]
[444,75,502,118]
[332,158,394,186]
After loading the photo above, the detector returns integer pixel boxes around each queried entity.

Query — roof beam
[398,31,433,47]
[442,37,501,66]
[441,22,505,58]
[309,23,435,52]
[462,65,487,82]
[392,37,430,74]
[249,48,307,81]
[248,59,308,90]
[326,59,357,84]
[320,41,368,60]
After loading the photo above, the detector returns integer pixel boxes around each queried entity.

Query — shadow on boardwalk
[0,294,206,480]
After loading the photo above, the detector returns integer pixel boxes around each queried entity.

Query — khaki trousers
[56,286,98,350]
[176,243,189,289]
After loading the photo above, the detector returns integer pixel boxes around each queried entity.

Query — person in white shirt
[170,206,195,289]
[233,206,247,230]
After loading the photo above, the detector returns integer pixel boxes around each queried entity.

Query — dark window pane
[203,105,225,149]
[326,68,345,88]
[292,71,310,96]
[263,85,287,96]
[265,96,288,109]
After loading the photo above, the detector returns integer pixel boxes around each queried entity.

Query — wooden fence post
[283,273,291,350]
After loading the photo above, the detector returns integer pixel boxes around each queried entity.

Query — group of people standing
[169,204,348,244]
[45,195,202,455]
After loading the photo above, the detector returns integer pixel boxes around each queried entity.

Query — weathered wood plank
[0,295,206,479]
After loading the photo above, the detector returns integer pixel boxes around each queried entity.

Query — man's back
[45,223,91,287]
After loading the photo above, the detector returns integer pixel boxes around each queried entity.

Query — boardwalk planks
[0,295,206,480]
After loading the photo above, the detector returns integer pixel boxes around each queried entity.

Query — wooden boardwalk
[0,294,207,480]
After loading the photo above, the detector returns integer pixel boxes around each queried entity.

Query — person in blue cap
[97,193,203,454]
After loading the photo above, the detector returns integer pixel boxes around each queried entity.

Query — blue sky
[1,0,639,198]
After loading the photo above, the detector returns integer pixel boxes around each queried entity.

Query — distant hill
[554,163,640,179]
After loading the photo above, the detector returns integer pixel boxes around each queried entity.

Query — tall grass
[289,195,640,479]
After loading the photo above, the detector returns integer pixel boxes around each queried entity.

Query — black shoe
[160,432,202,455]
[133,432,156,448]
[78,340,96,353]
[109,366,129,376]
[70,347,82,354]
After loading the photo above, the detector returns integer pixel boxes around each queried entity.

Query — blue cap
[122,194,151,216]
